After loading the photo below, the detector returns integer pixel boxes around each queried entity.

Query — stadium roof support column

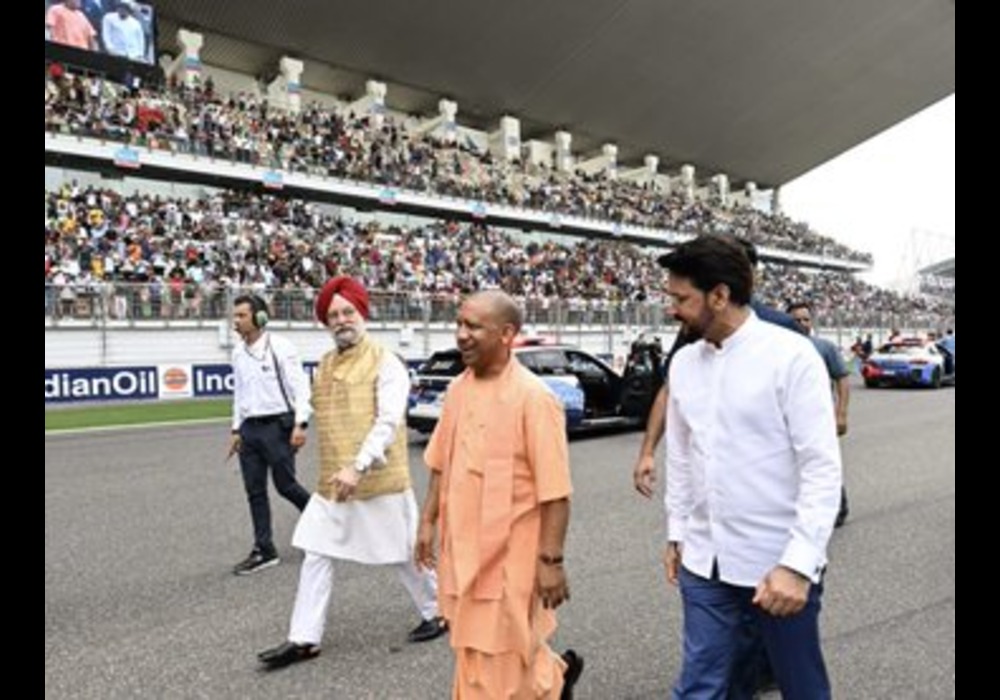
[489,116,521,162]
[618,154,659,183]
[275,57,304,114]
[771,186,782,214]
[745,181,757,200]
[577,143,619,179]
[346,80,387,127]
[414,99,458,142]
[165,29,203,88]
[732,180,758,208]
[711,173,730,207]
[555,131,573,173]
[438,99,457,143]
[645,155,659,178]
[679,164,696,202]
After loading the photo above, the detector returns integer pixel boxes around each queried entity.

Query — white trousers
[288,551,439,645]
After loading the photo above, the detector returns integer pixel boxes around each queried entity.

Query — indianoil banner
[44,367,160,403]
[44,362,325,403]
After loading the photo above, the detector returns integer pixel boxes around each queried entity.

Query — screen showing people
[45,0,156,65]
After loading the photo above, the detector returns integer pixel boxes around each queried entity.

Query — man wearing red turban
[314,275,371,326]
[259,277,446,670]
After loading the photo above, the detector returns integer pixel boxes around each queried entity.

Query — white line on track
[45,417,228,437]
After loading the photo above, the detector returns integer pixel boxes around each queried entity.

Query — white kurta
[292,489,420,564]
[665,311,842,586]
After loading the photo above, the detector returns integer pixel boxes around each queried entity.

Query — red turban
[315,276,370,324]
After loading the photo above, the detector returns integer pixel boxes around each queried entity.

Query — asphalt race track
[45,377,955,699]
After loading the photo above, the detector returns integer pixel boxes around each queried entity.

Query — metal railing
[43,283,676,330]
[44,283,953,341]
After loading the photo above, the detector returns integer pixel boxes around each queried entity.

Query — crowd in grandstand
[45,185,952,327]
[45,65,871,263]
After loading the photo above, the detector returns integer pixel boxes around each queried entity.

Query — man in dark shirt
[787,302,851,528]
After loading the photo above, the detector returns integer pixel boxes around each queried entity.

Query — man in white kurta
[659,236,842,699]
[258,276,445,670]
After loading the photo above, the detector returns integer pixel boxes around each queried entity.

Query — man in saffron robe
[416,290,584,699]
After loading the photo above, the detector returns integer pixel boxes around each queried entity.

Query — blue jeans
[727,607,774,699]
[673,566,831,700]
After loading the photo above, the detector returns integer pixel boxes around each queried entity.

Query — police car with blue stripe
[861,337,956,389]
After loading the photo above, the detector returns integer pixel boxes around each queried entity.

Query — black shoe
[560,649,584,700]
[258,641,321,669]
[407,616,448,643]
[834,507,849,529]
[233,549,279,575]
[834,490,849,529]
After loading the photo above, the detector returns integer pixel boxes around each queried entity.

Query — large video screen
[45,0,156,66]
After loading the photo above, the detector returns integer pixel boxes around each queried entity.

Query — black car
[407,338,662,434]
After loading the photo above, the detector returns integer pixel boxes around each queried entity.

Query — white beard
[334,327,363,350]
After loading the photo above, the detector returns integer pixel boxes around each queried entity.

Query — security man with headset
[229,294,312,575]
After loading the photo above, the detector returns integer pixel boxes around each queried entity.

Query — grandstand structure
[893,228,955,310]
[920,257,956,278]
[918,256,956,308]
[45,0,955,354]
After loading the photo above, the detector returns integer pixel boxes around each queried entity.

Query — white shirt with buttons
[231,332,312,431]
[665,311,842,586]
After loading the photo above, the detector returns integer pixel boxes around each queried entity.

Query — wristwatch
[353,460,369,474]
